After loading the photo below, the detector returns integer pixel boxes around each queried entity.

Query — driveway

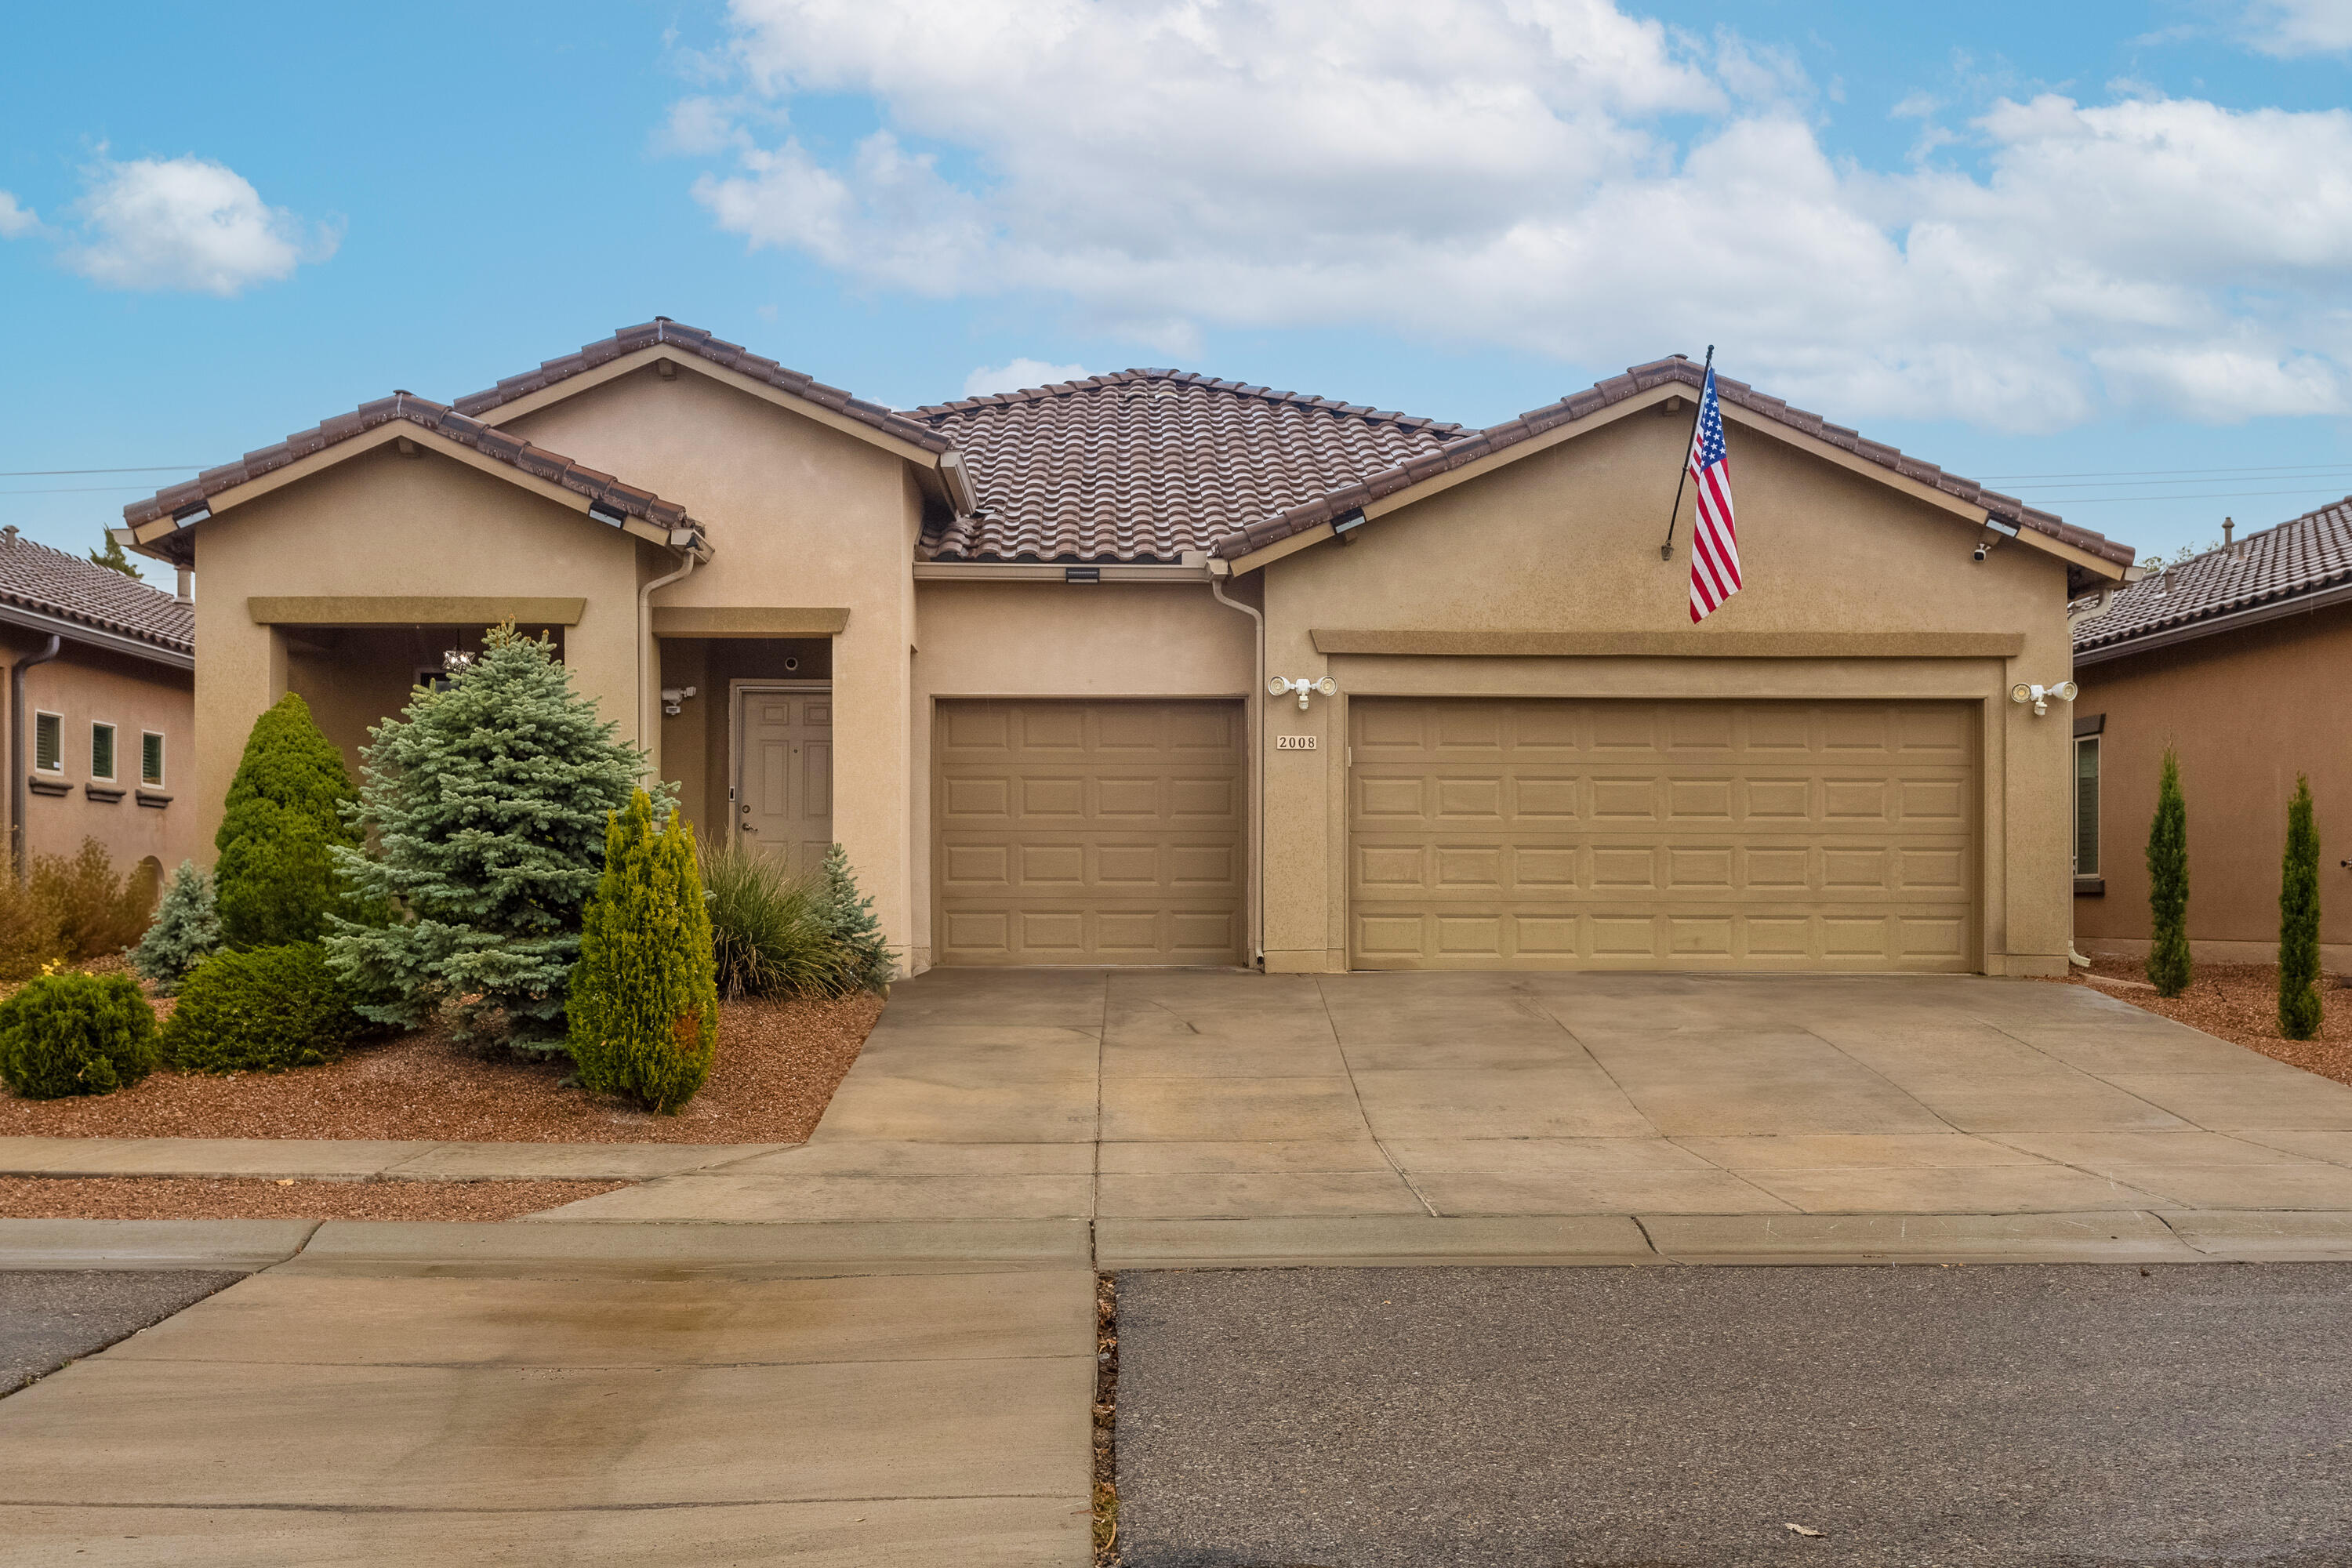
[544,969,2352,1259]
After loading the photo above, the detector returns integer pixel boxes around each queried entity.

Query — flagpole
[1659,344,1714,562]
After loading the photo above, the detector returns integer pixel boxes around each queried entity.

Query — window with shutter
[91,723,116,781]
[34,712,61,773]
[142,731,165,787]
[2073,735,2100,877]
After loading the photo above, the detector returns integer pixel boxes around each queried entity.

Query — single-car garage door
[935,699,1245,965]
[1350,699,1975,971]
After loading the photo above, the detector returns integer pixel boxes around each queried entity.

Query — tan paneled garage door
[1350,699,1976,971]
[935,699,1245,965]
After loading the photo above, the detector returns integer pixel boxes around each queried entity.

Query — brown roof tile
[2074,499,2352,655]
[913,371,1470,562]
[122,392,698,537]
[1207,356,2136,571]
[452,318,953,455]
[0,528,194,657]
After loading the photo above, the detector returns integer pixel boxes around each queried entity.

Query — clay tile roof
[0,527,194,657]
[121,392,698,537]
[912,371,1471,562]
[451,318,953,456]
[1207,355,2138,572]
[2073,498,2352,655]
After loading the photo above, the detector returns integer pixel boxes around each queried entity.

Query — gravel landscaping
[2072,957,2352,1089]
[0,1176,628,1221]
[0,991,883,1144]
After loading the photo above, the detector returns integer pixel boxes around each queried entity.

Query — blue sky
[6,1,2352,571]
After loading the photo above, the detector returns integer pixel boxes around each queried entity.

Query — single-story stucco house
[116,320,2136,978]
[2072,501,2352,968]
[3,525,198,881]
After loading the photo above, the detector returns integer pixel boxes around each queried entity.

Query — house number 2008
[1275,735,1318,750]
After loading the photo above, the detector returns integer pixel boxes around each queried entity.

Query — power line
[0,466,198,477]
[1978,461,2352,482]
[2027,486,2352,505]
[0,485,168,495]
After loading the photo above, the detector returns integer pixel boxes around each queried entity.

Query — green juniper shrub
[164,942,364,1075]
[2145,747,2192,998]
[702,837,853,1000]
[215,692,361,949]
[2279,774,2323,1041]
[327,624,660,1049]
[0,972,162,1099]
[816,843,895,993]
[569,793,719,1112]
[132,861,225,994]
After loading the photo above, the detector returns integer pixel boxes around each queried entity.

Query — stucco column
[833,616,913,972]
[1260,579,1345,973]
[193,608,286,862]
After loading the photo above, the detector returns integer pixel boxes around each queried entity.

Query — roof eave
[2075,575,2352,666]
[0,599,194,670]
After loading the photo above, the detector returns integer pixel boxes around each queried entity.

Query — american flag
[1685,366,1740,622]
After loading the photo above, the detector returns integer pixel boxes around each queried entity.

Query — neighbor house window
[33,712,62,773]
[90,722,116,782]
[141,731,165,788]
[2073,735,2100,877]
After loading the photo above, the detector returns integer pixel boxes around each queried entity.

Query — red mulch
[0,992,884,1144]
[0,1176,626,1221]
[2070,957,2352,1089]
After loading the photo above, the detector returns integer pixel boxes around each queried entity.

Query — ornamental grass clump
[132,861,225,994]
[2278,775,2323,1041]
[327,624,659,1048]
[702,837,853,1000]
[215,693,361,948]
[164,943,365,1075]
[0,971,161,1099]
[2145,748,2192,998]
[569,792,718,1113]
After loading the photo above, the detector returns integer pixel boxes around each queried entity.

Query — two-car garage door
[1349,699,1976,971]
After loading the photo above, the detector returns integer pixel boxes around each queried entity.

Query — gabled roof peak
[913,368,1465,437]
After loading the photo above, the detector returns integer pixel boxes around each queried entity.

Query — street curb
[272,1218,1098,1276]
[0,1218,321,1271]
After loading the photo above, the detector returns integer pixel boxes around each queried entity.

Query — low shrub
[0,971,162,1099]
[570,793,718,1112]
[163,942,363,1074]
[132,861,225,994]
[702,837,853,1000]
[0,877,63,985]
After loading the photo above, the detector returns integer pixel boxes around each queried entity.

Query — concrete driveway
[544,969,2352,1261]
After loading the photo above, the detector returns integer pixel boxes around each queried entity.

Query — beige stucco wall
[500,362,930,965]
[1252,403,2084,976]
[2073,600,2352,967]
[4,630,197,877]
[909,579,1257,970]
[190,444,648,858]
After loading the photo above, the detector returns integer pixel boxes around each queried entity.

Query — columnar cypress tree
[216,693,360,948]
[2278,775,2322,1041]
[325,624,662,1047]
[568,791,717,1112]
[2145,748,2192,998]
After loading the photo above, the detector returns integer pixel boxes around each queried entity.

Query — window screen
[2074,736,2100,877]
[34,713,60,772]
[91,723,116,780]
[142,731,165,788]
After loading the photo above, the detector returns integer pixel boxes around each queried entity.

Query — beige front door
[1349,698,1976,971]
[735,685,833,879]
[934,699,1245,966]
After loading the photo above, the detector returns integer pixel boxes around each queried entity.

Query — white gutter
[1209,566,1265,967]
[912,561,1211,582]
[637,550,699,779]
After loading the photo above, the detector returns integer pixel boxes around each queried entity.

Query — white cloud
[963,358,1092,397]
[681,0,2352,430]
[2238,0,2352,55]
[64,156,335,296]
[0,191,39,239]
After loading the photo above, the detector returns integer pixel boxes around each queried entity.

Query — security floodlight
[2010,680,2076,718]
[1269,676,1339,710]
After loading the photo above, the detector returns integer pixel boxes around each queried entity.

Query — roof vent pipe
[2223,516,2237,559]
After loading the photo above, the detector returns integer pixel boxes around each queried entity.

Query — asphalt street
[0,1271,243,1396]
[1115,1263,2352,1568]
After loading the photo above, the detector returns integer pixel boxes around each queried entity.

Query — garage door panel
[1351,699,1976,972]
[936,700,1243,967]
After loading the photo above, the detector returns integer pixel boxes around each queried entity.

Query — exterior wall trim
[1309,630,2027,659]
[651,606,850,637]
[248,596,589,626]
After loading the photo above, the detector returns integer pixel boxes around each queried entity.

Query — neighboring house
[2,524,198,882]
[2071,503,2352,967]
[118,320,2133,977]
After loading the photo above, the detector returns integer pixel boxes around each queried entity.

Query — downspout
[637,552,698,783]
[10,634,62,883]
[1209,569,1265,967]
